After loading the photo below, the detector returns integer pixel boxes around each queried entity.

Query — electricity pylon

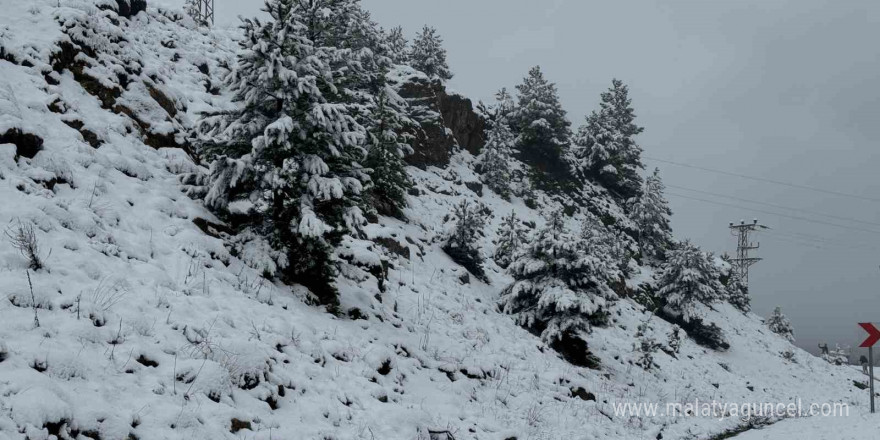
[729,219,768,286]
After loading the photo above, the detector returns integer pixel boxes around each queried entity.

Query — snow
[0,1,872,439]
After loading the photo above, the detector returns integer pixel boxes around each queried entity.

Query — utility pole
[188,0,215,26]
[729,219,768,286]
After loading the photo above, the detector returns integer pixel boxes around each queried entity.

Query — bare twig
[26,270,39,328]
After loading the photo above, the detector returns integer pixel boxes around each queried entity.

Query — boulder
[0,128,43,160]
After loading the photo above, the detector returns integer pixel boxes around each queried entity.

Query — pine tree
[409,25,452,80]
[767,306,795,342]
[493,211,527,269]
[500,210,617,347]
[510,66,571,177]
[443,200,488,281]
[479,119,514,200]
[667,326,682,355]
[657,241,723,322]
[184,0,204,24]
[493,87,516,123]
[570,79,644,198]
[629,168,673,261]
[363,88,412,217]
[386,26,409,65]
[195,0,371,310]
[726,273,751,312]
[581,214,632,276]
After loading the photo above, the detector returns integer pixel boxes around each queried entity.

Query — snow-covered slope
[0,2,870,439]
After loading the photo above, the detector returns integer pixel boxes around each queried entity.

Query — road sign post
[868,346,874,414]
[859,322,880,413]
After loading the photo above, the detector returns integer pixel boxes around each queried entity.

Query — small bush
[442,200,488,282]
[5,220,45,270]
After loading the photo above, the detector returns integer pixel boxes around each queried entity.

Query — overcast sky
[173,0,880,356]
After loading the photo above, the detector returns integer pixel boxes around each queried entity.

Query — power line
[666,184,880,229]
[645,156,880,203]
[666,191,880,236]
[764,229,880,252]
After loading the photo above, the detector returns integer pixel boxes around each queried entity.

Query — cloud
[488,26,557,61]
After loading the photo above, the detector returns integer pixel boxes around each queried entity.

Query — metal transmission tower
[729,219,768,285]
[188,0,214,26]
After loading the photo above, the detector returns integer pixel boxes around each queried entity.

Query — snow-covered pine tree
[493,87,516,123]
[629,168,673,261]
[386,26,409,65]
[725,273,751,312]
[570,79,645,199]
[493,210,527,269]
[500,210,617,367]
[657,241,723,322]
[183,0,204,25]
[195,0,370,311]
[479,117,514,200]
[767,306,795,342]
[510,66,571,179]
[443,200,488,281]
[581,213,632,277]
[363,88,412,218]
[409,25,452,80]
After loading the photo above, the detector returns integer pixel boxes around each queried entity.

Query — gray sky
[178,0,880,355]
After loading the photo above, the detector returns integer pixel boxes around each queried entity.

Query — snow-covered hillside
[0,1,871,439]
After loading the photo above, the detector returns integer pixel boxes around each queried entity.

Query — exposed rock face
[438,92,485,156]
[390,68,486,169]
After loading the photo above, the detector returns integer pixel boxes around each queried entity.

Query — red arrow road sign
[859,323,880,348]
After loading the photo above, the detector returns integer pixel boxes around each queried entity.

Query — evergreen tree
[581,214,632,277]
[570,79,644,198]
[386,26,409,65]
[184,0,205,25]
[666,326,682,355]
[511,66,571,177]
[726,274,751,312]
[363,88,412,217]
[629,168,673,260]
[767,306,795,342]
[493,87,516,123]
[195,0,371,310]
[410,25,452,80]
[500,210,617,347]
[443,200,488,281]
[493,211,527,269]
[479,118,514,200]
[657,241,723,322]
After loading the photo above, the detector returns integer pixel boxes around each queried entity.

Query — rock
[464,181,483,197]
[62,120,103,148]
[439,92,486,156]
[570,387,596,401]
[146,82,179,118]
[0,128,43,159]
[114,0,147,18]
[375,236,411,260]
[192,217,232,238]
[391,69,486,169]
[230,418,252,433]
